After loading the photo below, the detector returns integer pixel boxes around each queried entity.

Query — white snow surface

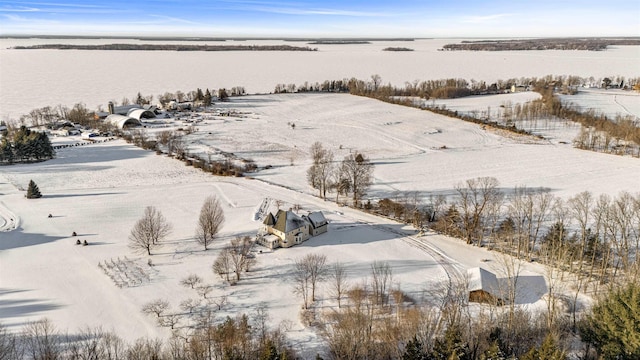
[1,93,638,356]
[558,88,640,119]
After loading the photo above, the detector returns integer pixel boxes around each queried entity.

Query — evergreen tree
[0,126,54,164]
[403,335,427,360]
[480,341,506,360]
[218,88,229,101]
[0,138,13,164]
[195,88,204,102]
[579,281,640,360]
[521,334,566,360]
[26,179,42,199]
[430,325,470,360]
[203,89,213,107]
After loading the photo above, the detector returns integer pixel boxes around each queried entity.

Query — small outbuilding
[467,267,502,305]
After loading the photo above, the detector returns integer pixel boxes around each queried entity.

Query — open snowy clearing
[558,88,640,119]
[1,93,638,356]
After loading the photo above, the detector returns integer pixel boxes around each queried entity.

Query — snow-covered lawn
[1,93,638,356]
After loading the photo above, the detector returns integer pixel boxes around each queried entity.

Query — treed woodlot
[442,38,640,51]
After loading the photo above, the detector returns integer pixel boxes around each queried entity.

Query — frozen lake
[1,38,639,119]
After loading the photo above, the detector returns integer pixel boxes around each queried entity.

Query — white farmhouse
[259,210,328,249]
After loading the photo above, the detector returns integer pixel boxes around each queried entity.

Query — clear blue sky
[1,0,638,37]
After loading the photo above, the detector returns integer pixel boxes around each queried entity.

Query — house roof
[263,213,276,226]
[273,210,307,233]
[307,211,327,228]
[467,267,499,295]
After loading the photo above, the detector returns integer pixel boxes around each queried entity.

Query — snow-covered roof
[467,267,499,294]
[273,210,307,233]
[105,114,141,129]
[127,108,156,120]
[306,211,327,228]
[113,104,142,115]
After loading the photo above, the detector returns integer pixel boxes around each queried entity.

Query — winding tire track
[369,223,464,287]
[0,201,19,232]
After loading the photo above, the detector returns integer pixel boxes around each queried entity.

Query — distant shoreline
[11,44,318,51]
[442,37,640,51]
[1,35,417,41]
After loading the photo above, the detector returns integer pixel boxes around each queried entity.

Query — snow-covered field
[558,88,640,119]
[1,93,639,356]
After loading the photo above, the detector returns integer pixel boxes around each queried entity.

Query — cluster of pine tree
[0,126,54,164]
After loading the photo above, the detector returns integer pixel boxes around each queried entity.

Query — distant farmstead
[258,210,328,249]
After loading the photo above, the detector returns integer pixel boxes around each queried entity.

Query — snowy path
[0,201,19,232]
[0,178,20,232]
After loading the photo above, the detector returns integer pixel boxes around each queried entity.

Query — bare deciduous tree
[341,152,374,205]
[129,206,172,255]
[455,177,501,246]
[208,295,228,311]
[180,298,201,314]
[371,260,393,307]
[159,314,181,330]
[293,253,328,309]
[197,285,214,299]
[142,299,170,318]
[170,137,187,160]
[23,318,61,360]
[212,248,232,282]
[330,261,349,308]
[228,236,256,282]
[180,274,203,289]
[195,195,225,250]
[307,142,335,199]
[0,323,22,359]
[493,253,523,333]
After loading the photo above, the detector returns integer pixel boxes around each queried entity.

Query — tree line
[0,313,297,359]
[13,43,317,52]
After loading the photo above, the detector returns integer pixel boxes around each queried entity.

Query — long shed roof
[467,267,499,294]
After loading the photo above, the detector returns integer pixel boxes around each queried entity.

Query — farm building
[127,108,156,120]
[259,210,328,249]
[467,267,502,305]
[105,114,141,129]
